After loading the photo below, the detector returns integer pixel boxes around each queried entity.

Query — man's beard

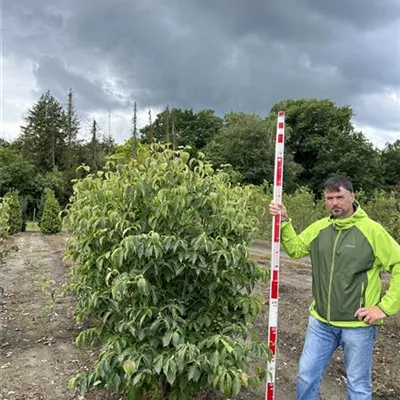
[331,208,345,218]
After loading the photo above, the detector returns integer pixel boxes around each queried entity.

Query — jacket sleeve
[375,229,400,316]
[280,218,325,259]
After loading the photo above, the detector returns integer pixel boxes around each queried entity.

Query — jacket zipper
[327,230,342,322]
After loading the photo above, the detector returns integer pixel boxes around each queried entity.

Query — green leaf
[233,373,242,395]
[188,364,197,381]
[132,372,143,386]
[224,372,233,396]
[241,371,249,387]
[162,331,173,347]
[165,360,177,385]
[123,359,137,376]
[153,355,164,374]
[172,331,180,347]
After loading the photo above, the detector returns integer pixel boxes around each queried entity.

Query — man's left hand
[354,306,387,325]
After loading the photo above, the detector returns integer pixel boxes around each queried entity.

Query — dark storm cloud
[32,55,125,111]
[4,0,400,139]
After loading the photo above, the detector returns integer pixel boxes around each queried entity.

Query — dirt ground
[0,232,399,400]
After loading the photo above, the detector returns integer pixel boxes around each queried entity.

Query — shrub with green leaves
[39,188,62,234]
[253,185,327,240]
[248,182,273,240]
[0,198,10,239]
[283,186,326,233]
[360,189,400,243]
[63,146,269,399]
[3,190,23,235]
[0,197,11,296]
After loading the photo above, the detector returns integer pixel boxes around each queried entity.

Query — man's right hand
[269,201,288,221]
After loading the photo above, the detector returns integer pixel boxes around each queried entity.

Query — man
[269,175,400,400]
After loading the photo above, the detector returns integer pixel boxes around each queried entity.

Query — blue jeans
[296,316,377,400]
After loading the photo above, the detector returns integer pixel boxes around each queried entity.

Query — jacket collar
[329,201,367,229]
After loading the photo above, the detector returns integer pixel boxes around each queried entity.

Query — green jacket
[281,204,400,327]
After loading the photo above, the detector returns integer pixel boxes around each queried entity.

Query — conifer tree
[3,190,23,235]
[39,188,62,234]
[65,89,80,170]
[19,91,68,171]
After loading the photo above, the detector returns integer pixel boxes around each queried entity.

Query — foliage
[42,167,69,206]
[39,188,62,234]
[20,196,28,232]
[141,108,223,154]
[3,190,23,235]
[204,112,302,189]
[381,140,400,189]
[358,189,400,243]
[269,98,382,195]
[65,89,81,159]
[0,146,37,197]
[247,183,273,240]
[0,198,10,239]
[252,185,326,240]
[283,187,326,233]
[114,141,150,164]
[8,89,116,218]
[63,146,269,399]
[18,90,68,171]
[0,197,18,296]
[0,227,9,294]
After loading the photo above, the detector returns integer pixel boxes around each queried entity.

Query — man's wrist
[377,305,389,317]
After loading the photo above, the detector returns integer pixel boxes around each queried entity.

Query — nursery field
[0,232,399,400]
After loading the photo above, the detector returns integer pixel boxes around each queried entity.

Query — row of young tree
[0,188,62,239]
[1,90,399,223]
[0,184,63,323]
[0,90,114,219]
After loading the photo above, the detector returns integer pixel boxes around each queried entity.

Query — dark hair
[324,175,354,193]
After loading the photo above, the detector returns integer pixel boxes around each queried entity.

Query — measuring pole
[266,111,285,400]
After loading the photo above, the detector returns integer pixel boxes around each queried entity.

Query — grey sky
[2,0,400,145]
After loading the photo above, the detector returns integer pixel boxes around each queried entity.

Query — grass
[26,221,40,231]
[25,220,68,233]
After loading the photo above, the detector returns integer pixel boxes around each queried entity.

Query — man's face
[324,186,355,219]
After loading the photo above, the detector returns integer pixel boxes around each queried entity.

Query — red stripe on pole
[278,122,284,129]
[273,270,278,281]
[271,280,278,299]
[273,216,280,242]
[276,158,283,186]
[277,133,284,143]
[267,384,274,399]
[269,327,277,353]
[278,111,284,117]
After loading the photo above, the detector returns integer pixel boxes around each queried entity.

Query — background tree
[132,101,138,157]
[3,190,23,235]
[39,188,62,234]
[381,140,400,189]
[0,146,36,197]
[18,91,68,171]
[141,108,223,154]
[0,198,10,239]
[64,89,80,171]
[204,112,302,190]
[269,98,382,195]
[91,118,98,169]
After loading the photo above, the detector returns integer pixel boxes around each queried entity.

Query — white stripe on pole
[266,111,285,400]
